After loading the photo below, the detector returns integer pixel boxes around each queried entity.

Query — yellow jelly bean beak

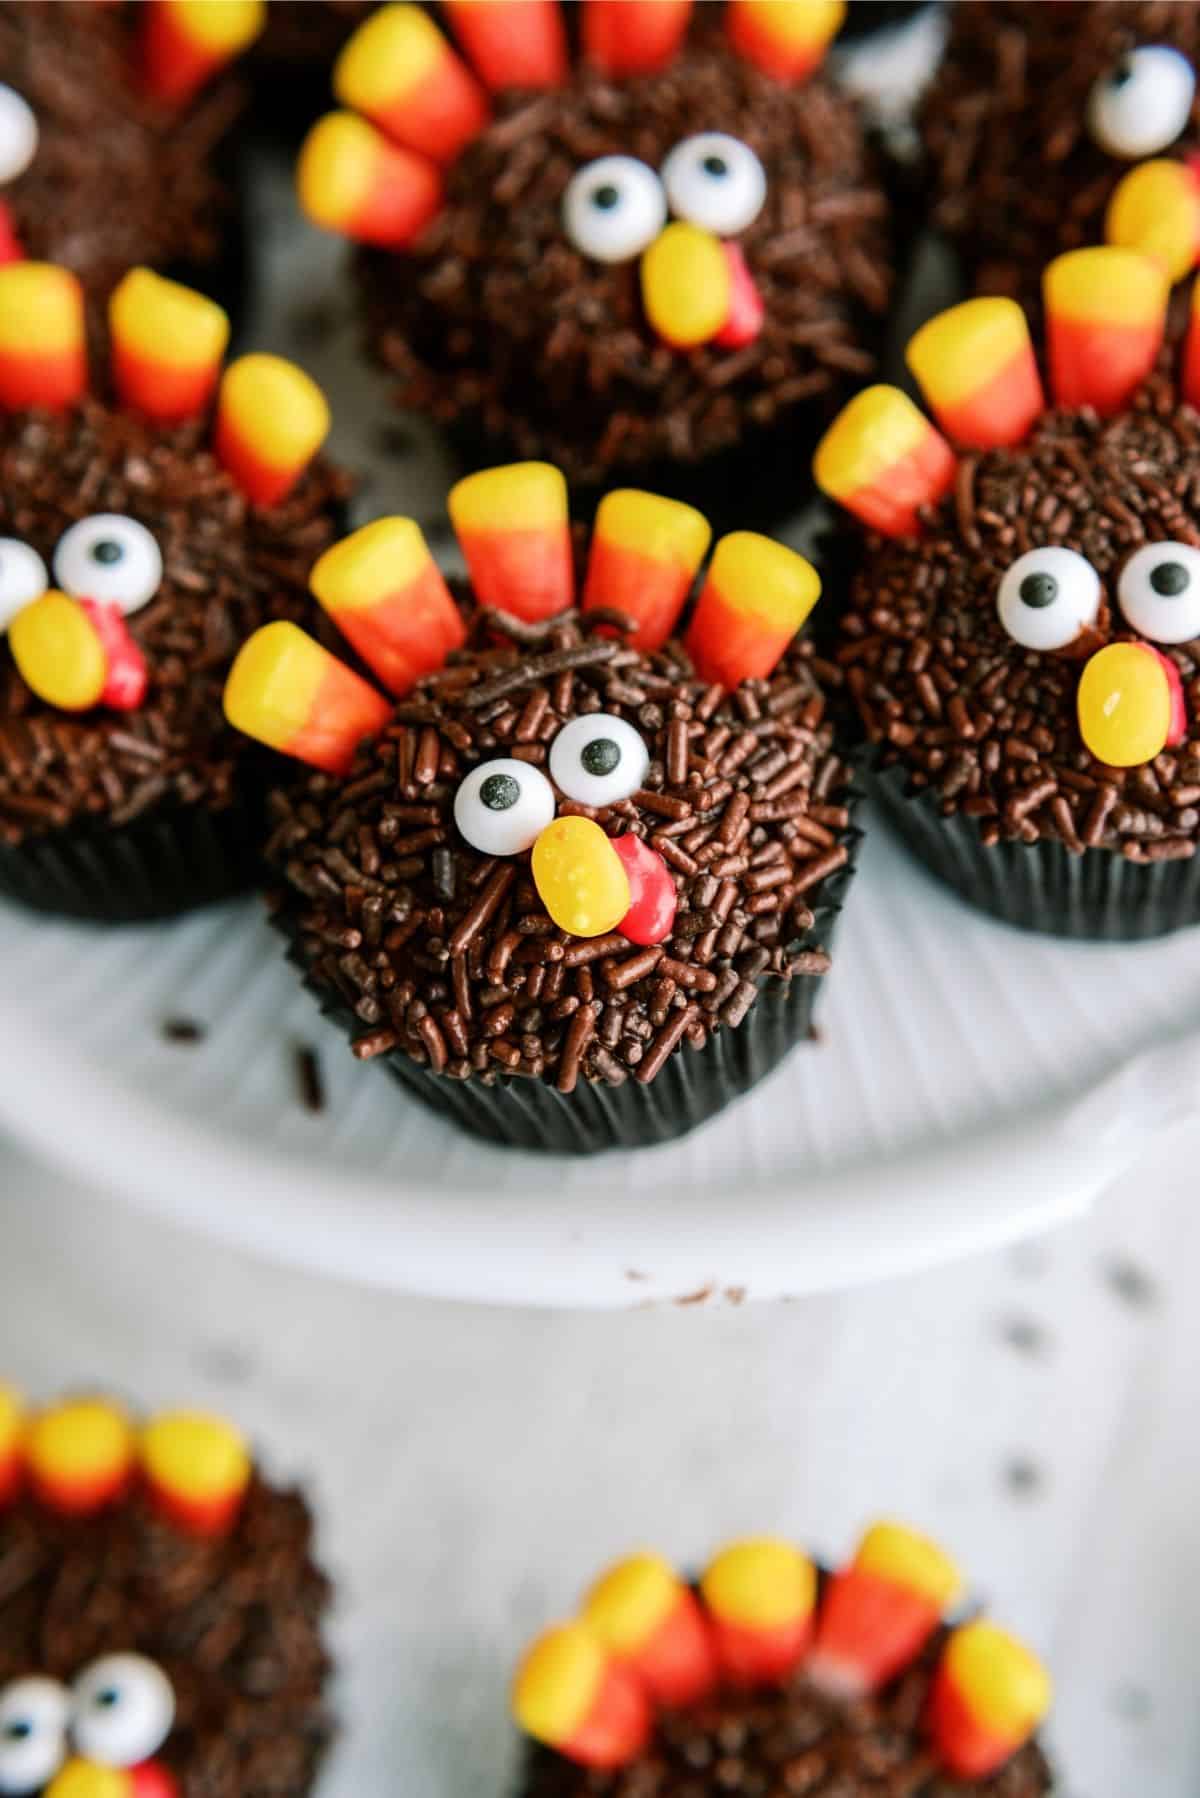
[1106,158,1200,285]
[641,222,732,350]
[8,589,105,712]
[1077,641,1172,767]
[45,1761,133,1798]
[532,816,631,938]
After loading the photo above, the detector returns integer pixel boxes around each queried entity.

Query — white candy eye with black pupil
[0,1678,69,1796]
[53,515,163,616]
[71,1655,174,1769]
[562,155,667,263]
[0,537,47,632]
[454,757,556,856]
[0,85,38,186]
[661,133,767,236]
[1118,541,1200,642]
[997,546,1102,651]
[550,713,649,807]
[1087,44,1196,159]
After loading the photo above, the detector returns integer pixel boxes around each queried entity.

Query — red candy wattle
[130,1763,181,1798]
[0,203,23,266]
[612,834,676,946]
[80,600,149,711]
[1148,645,1188,748]
[715,244,764,349]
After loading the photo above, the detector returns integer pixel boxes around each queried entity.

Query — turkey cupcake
[512,1524,1054,1796]
[0,1383,332,1798]
[0,1,265,313]
[815,243,1200,939]
[0,262,346,922]
[920,1,1200,313]
[294,0,893,500]
[224,461,858,1153]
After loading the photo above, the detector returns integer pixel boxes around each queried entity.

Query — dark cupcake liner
[870,760,1200,941]
[277,830,860,1155]
[0,783,272,923]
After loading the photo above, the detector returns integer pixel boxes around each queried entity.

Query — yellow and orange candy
[582,489,711,651]
[333,5,489,167]
[1105,157,1200,287]
[140,1410,251,1537]
[726,0,845,83]
[0,1384,23,1507]
[0,263,87,412]
[449,461,574,622]
[814,386,956,539]
[685,533,821,688]
[109,269,229,425]
[809,1522,963,1698]
[139,0,265,107]
[699,1537,816,1688]
[1044,247,1167,417]
[310,517,466,698]
[223,621,393,775]
[24,1397,135,1516]
[513,1623,652,1769]
[443,0,568,91]
[584,1553,717,1707]
[214,355,331,508]
[927,1620,1052,1780]
[298,112,443,248]
[906,299,1043,451]
[582,0,693,77]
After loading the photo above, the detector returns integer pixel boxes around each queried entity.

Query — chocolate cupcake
[294,1,893,500]
[512,1525,1054,1796]
[0,1,265,313]
[919,2,1200,314]
[0,262,346,922]
[0,1382,332,1798]
[815,244,1200,939]
[224,461,859,1153]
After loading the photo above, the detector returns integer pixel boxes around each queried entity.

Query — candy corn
[585,1553,717,1706]
[214,355,330,508]
[1182,277,1200,410]
[449,462,574,621]
[928,1621,1051,1780]
[905,298,1043,450]
[140,0,265,107]
[513,1624,652,1769]
[810,1522,963,1698]
[582,490,710,651]
[726,0,845,83]
[443,0,568,91]
[334,6,489,166]
[224,623,393,775]
[297,112,443,247]
[310,517,466,696]
[685,532,820,688]
[1044,247,1167,416]
[699,1537,816,1687]
[1106,159,1200,286]
[582,0,692,75]
[9,592,110,712]
[1076,641,1175,768]
[0,1384,22,1507]
[140,1411,251,1536]
[533,816,631,938]
[25,1397,134,1516]
[109,269,229,425]
[814,386,956,538]
[0,264,86,412]
[641,222,732,350]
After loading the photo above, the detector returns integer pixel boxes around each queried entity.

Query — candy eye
[997,547,1102,651]
[660,133,767,237]
[0,1678,69,1796]
[53,516,163,616]
[71,1656,174,1769]
[1087,45,1196,159]
[549,713,649,807]
[1117,541,1200,643]
[0,85,38,186]
[563,155,667,263]
[453,757,556,856]
[0,538,47,632]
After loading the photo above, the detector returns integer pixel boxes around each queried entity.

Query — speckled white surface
[0,1136,1197,1798]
